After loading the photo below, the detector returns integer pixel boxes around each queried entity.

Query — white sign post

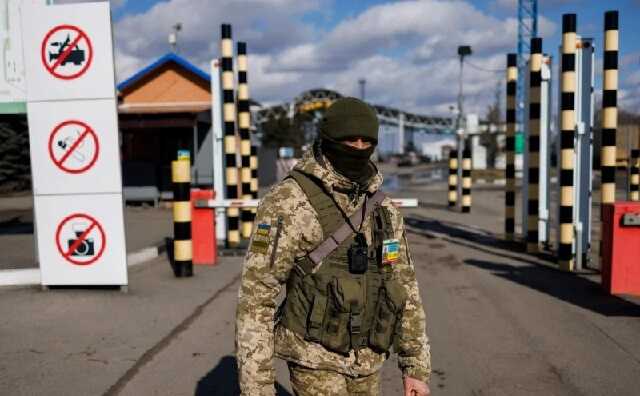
[22,2,127,287]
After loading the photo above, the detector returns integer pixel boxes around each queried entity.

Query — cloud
[111,0,561,117]
[113,0,320,80]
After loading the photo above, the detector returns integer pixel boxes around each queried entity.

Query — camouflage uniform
[287,362,380,396]
[235,149,431,395]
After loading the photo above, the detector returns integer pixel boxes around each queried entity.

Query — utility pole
[517,0,538,156]
[358,78,366,100]
[457,45,472,210]
[457,46,472,129]
[169,22,182,53]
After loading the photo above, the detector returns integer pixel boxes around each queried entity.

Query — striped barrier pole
[558,14,577,271]
[448,149,458,208]
[505,53,517,241]
[246,41,259,217]
[194,198,420,209]
[630,149,639,201]
[461,145,472,213]
[172,159,193,277]
[601,11,618,208]
[250,145,258,202]
[221,24,240,248]
[527,37,542,254]
[237,41,253,239]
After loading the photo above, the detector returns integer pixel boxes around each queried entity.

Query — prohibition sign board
[47,120,100,174]
[55,213,106,266]
[40,24,93,80]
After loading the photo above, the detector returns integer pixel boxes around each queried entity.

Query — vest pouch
[306,293,327,343]
[369,280,407,353]
[317,277,362,355]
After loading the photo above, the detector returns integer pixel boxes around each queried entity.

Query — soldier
[236,97,431,396]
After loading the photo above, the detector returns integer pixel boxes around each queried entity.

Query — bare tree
[480,79,501,168]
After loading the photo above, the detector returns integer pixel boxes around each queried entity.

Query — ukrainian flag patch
[382,239,399,265]
[250,223,272,254]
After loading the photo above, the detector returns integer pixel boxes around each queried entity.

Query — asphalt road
[2,179,640,395]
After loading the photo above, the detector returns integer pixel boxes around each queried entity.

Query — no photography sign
[55,213,106,266]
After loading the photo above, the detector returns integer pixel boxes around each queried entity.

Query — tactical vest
[278,170,407,356]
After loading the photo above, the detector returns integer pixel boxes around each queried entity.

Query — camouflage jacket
[235,149,431,395]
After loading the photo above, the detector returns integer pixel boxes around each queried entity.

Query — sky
[61,0,640,118]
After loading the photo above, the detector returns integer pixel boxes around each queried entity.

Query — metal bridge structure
[252,88,455,155]
[517,0,538,140]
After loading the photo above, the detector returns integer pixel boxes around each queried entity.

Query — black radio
[348,233,368,274]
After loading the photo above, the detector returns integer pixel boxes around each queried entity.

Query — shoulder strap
[308,190,386,266]
[288,170,343,236]
[287,169,387,268]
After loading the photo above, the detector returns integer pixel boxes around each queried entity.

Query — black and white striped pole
[221,24,240,248]
[601,11,618,208]
[505,53,517,241]
[526,38,542,253]
[248,45,259,215]
[171,160,193,277]
[250,145,258,203]
[461,146,472,213]
[448,149,458,208]
[237,41,253,240]
[558,14,577,271]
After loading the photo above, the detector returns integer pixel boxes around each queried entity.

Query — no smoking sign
[48,120,99,174]
[41,24,93,80]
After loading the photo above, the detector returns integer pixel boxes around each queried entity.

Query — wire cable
[465,60,503,73]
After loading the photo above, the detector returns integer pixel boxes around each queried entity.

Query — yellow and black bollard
[601,11,618,208]
[448,149,458,208]
[527,37,542,254]
[558,14,577,271]
[172,159,193,277]
[221,24,240,248]
[630,149,639,202]
[461,146,472,213]
[505,53,517,241]
[237,41,253,239]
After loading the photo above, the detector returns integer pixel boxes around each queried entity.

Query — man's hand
[403,376,430,396]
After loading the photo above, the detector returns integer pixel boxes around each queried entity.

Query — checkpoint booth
[116,53,214,195]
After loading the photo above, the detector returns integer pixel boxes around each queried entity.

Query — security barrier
[171,160,193,277]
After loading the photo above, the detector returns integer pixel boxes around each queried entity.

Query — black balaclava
[318,97,379,186]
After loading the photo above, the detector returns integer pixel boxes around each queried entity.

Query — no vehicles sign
[41,24,93,80]
[21,2,116,101]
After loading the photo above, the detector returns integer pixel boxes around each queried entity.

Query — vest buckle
[349,311,362,334]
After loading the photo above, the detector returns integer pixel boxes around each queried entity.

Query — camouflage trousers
[287,363,380,396]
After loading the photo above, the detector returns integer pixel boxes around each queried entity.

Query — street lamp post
[456,45,472,209]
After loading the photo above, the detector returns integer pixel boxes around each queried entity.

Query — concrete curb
[0,241,167,287]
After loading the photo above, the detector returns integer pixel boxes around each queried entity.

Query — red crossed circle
[41,24,93,80]
[55,213,106,266]
[48,120,100,174]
